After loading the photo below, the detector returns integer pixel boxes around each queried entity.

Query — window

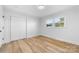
[46,19,53,27]
[54,17,64,28]
[46,17,64,28]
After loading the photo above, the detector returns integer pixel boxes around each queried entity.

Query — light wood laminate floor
[0,35,79,53]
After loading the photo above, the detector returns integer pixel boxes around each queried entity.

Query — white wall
[27,16,39,38]
[0,6,3,16]
[40,6,79,45]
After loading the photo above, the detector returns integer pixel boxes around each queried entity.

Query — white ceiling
[4,5,75,17]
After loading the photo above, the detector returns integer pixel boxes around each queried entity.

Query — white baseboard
[41,34,79,45]
[27,35,39,38]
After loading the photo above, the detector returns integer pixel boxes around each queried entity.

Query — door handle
[0,30,2,32]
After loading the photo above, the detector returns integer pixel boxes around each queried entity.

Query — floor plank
[0,35,79,53]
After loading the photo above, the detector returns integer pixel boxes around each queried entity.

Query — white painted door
[0,16,4,45]
[11,16,26,41]
[4,16,11,43]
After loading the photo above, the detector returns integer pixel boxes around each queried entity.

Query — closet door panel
[11,16,26,41]
[0,16,4,45]
[4,16,10,43]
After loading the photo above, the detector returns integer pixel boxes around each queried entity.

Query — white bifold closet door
[11,16,26,41]
[0,16,4,45]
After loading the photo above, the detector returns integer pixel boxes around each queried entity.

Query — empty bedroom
[0,5,79,53]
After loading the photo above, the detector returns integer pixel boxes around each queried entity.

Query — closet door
[4,16,10,43]
[11,16,26,41]
[0,16,4,45]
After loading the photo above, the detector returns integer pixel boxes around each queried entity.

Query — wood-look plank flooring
[0,35,79,53]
